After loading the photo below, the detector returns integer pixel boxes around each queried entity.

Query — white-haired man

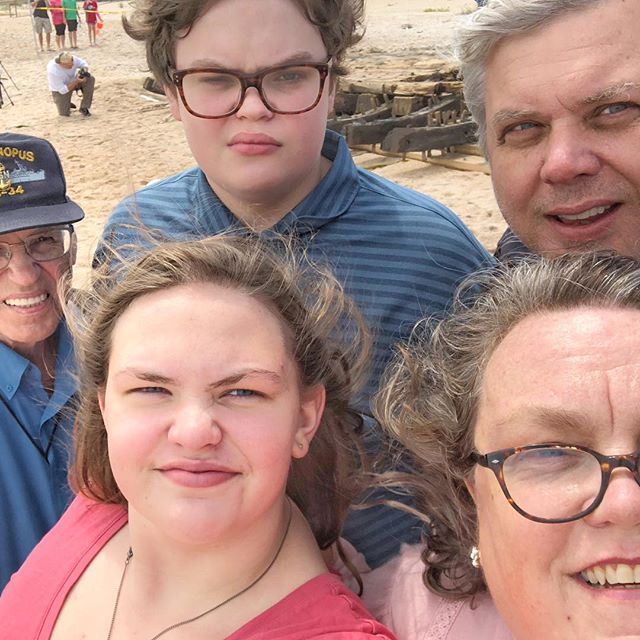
[455,0,640,261]
[0,132,84,591]
[46,51,95,116]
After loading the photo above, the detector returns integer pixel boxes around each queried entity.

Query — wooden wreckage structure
[329,68,489,174]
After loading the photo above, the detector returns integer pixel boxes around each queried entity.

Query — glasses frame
[0,224,74,271]
[171,58,332,119]
[473,443,640,524]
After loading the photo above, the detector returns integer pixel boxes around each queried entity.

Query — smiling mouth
[4,293,49,308]
[581,563,640,588]
[553,204,617,226]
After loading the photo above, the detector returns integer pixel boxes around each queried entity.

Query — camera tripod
[0,61,18,109]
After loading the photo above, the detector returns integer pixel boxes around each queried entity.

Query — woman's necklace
[106,499,293,640]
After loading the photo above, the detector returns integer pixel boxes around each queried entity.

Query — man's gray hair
[454,0,603,153]
[55,51,74,65]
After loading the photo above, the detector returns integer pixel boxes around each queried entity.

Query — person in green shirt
[61,0,78,49]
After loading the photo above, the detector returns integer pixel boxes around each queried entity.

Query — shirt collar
[51,322,77,405]
[0,322,76,404]
[191,130,359,236]
[0,342,30,401]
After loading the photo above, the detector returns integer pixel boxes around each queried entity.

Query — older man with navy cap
[0,133,84,592]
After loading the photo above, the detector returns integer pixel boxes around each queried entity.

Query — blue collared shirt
[0,322,76,591]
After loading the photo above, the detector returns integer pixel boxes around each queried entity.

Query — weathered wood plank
[327,104,393,134]
[344,95,461,146]
[340,80,463,97]
[451,144,485,157]
[381,121,478,153]
[392,96,425,117]
[333,92,359,115]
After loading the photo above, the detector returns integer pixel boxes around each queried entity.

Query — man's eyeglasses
[171,59,332,119]
[473,443,640,523]
[0,226,73,271]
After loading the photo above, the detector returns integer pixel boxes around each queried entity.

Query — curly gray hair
[375,252,640,598]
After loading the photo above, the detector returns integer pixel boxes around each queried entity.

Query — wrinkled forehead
[484,0,639,111]
[475,307,640,449]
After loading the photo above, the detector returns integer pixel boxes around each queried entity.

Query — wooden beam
[340,80,464,97]
[344,95,461,145]
[381,121,477,153]
[348,145,491,174]
[327,104,393,134]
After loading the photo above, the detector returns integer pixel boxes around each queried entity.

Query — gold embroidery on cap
[0,163,26,198]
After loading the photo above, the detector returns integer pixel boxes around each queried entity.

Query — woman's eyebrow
[207,369,284,389]
[115,368,173,384]
[495,406,598,441]
[114,367,284,388]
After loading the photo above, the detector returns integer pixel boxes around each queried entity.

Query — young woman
[0,236,395,640]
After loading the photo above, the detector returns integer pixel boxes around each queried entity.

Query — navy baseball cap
[0,132,85,234]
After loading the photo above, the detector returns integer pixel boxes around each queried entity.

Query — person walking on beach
[31,0,54,52]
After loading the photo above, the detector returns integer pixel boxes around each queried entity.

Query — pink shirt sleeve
[361,545,513,640]
[0,495,127,640]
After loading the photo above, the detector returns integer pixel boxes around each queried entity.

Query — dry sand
[0,0,502,285]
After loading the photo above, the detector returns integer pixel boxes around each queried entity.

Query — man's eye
[506,122,539,134]
[497,121,542,145]
[597,102,637,116]
[31,235,58,245]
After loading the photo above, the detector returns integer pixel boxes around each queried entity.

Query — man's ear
[165,85,182,122]
[291,384,326,459]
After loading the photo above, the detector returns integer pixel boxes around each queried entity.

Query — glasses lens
[503,446,601,521]
[0,244,10,270]
[181,71,243,118]
[262,66,322,113]
[24,228,71,262]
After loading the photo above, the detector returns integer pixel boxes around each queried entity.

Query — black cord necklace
[106,499,294,640]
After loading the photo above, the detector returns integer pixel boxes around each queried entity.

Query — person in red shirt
[82,0,101,46]
[0,236,396,640]
[48,0,65,50]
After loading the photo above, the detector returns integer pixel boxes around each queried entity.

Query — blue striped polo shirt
[99,129,494,567]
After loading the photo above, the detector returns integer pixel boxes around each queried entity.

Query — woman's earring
[470,545,481,569]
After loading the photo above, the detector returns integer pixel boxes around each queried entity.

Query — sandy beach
[0,0,501,285]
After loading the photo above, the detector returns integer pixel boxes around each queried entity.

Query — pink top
[0,495,396,640]
[361,545,513,640]
[48,0,65,25]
